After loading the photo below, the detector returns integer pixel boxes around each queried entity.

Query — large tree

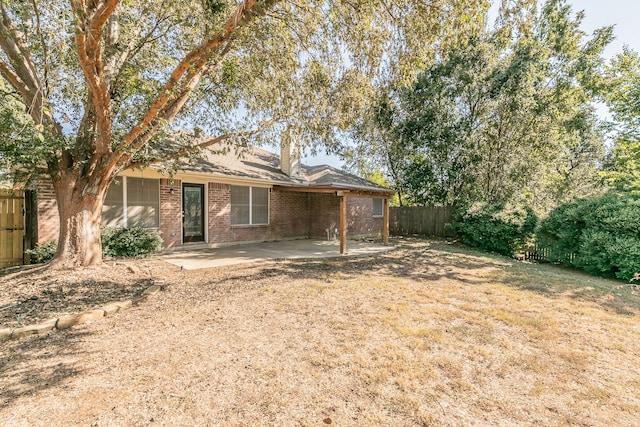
[349,0,611,211]
[0,0,485,267]
[602,47,640,191]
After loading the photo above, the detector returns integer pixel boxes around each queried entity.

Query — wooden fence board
[389,206,453,237]
[0,190,25,269]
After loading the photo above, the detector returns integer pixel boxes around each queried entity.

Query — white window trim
[231,185,270,226]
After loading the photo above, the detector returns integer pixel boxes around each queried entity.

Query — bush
[26,228,164,263]
[101,227,163,259]
[25,241,57,264]
[450,203,537,256]
[537,192,640,280]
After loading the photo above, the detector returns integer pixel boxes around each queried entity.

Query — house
[31,137,394,254]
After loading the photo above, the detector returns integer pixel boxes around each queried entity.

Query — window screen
[373,198,384,217]
[102,178,124,227]
[231,185,250,225]
[126,177,159,228]
[251,187,269,224]
[102,177,159,228]
[231,185,269,225]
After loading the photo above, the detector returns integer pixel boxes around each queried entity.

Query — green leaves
[351,0,609,212]
[538,192,640,280]
[601,47,640,191]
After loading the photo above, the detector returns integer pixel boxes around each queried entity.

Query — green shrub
[26,228,163,263]
[25,241,57,264]
[536,197,592,265]
[101,227,163,259]
[450,203,537,256]
[537,192,640,280]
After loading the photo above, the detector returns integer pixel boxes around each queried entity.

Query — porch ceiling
[272,185,395,198]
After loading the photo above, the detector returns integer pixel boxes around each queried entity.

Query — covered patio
[158,238,394,270]
[273,184,394,254]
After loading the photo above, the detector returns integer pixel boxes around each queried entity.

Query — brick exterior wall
[270,190,309,239]
[308,193,340,239]
[346,197,384,238]
[208,183,232,243]
[307,194,383,239]
[33,177,386,249]
[159,179,182,248]
[207,186,310,244]
[34,180,59,244]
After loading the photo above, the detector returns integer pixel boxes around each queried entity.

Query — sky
[299,0,640,168]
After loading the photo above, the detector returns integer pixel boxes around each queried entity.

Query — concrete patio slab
[158,239,394,270]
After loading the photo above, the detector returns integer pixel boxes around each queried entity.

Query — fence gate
[0,190,25,269]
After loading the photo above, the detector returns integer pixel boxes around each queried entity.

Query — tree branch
[0,58,32,103]
[0,1,43,120]
[123,40,236,164]
[119,0,279,166]
[105,12,149,81]
[128,121,276,169]
[70,0,120,155]
[30,0,49,98]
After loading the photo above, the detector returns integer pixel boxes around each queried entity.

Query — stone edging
[0,282,164,343]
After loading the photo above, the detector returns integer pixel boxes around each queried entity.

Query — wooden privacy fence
[0,190,25,269]
[389,206,454,237]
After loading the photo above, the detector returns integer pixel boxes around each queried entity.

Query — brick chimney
[280,127,300,177]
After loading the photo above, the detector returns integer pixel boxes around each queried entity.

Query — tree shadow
[208,240,640,316]
[0,329,91,409]
[209,241,506,288]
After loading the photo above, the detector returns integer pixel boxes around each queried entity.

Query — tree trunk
[49,173,110,268]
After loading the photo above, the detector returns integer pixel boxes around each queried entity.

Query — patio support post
[340,195,347,254]
[383,198,389,245]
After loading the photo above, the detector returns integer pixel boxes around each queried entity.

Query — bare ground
[1,239,639,426]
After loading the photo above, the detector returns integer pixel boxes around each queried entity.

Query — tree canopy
[602,47,640,191]
[0,0,487,266]
[348,0,612,212]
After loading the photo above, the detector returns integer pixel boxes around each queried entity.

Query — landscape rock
[142,285,161,296]
[116,300,133,310]
[102,302,122,316]
[11,319,57,338]
[0,328,12,341]
[56,309,105,330]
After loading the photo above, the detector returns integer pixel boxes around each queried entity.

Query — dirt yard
[1,239,639,426]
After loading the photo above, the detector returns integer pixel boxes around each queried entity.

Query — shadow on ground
[0,329,90,407]
[210,239,640,316]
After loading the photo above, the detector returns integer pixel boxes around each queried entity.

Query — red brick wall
[33,176,385,249]
[34,180,59,244]
[160,179,182,248]
[207,186,310,244]
[347,197,383,238]
[270,190,309,239]
[307,194,383,239]
[208,183,232,243]
[308,193,340,239]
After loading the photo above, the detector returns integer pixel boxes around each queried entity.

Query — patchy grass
[1,239,639,426]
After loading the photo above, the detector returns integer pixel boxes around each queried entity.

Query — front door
[182,183,205,243]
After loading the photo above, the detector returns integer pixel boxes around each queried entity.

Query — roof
[155,134,393,196]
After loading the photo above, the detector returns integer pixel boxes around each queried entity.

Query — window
[373,198,384,217]
[231,186,269,225]
[127,177,159,228]
[102,177,159,228]
[103,178,124,227]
